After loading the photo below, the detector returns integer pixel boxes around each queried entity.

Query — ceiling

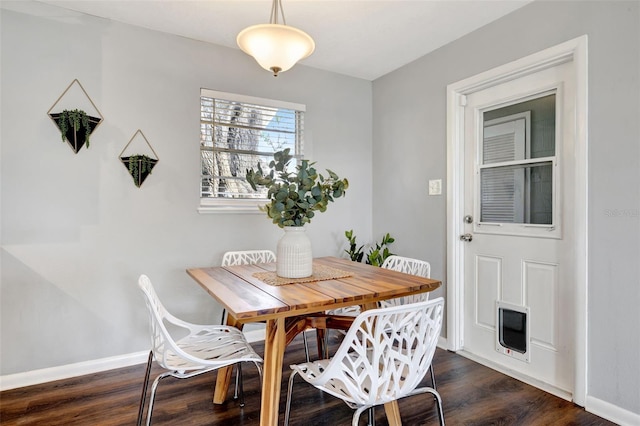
[14,0,532,80]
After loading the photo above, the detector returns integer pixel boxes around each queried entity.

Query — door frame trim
[446,35,588,405]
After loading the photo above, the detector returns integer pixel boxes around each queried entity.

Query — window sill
[198,199,267,215]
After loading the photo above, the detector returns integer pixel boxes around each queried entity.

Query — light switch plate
[428,179,442,195]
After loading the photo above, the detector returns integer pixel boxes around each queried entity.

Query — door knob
[460,233,473,242]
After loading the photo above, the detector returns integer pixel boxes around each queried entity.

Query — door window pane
[480,94,556,225]
[484,94,556,160]
[480,163,553,224]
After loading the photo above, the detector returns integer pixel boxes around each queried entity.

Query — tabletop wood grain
[188,256,441,322]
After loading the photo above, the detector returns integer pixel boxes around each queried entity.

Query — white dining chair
[221,249,277,266]
[220,250,277,323]
[377,255,436,390]
[378,255,432,307]
[137,274,263,426]
[221,249,310,402]
[284,297,446,426]
[317,256,433,372]
[324,255,430,316]
[220,250,277,401]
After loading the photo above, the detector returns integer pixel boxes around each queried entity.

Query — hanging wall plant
[47,79,104,154]
[49,109,102,153]
[119,130,159,188]
[120,154,158,188]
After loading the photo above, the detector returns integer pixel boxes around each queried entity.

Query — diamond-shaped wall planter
[49,111,102,154]
[120,130,159,188]
[120,155,158,188]
[47,79,103,154]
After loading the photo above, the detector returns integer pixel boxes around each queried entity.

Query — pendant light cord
[270,0,287,25]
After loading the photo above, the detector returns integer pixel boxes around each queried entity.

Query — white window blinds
[200,90,304,207]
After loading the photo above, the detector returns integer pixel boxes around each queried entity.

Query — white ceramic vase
[276,226,313,278]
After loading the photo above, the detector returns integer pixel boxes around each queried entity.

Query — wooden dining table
[186,256,441,426]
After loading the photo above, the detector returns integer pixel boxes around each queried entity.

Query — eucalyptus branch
[246,148,349,228]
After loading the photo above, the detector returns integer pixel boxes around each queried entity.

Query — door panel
[525,260,558,349]
[475,255,500,329]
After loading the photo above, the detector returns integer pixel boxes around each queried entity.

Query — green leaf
[244,149,347,227]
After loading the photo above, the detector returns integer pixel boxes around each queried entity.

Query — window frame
[473,89,561,239]
[198,89,305,214]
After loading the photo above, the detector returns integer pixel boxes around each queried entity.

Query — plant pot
[50,113,101,154]
[277,226,313,278]
[120,156,158,188]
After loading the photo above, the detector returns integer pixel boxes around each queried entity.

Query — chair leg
[233,363,245,407]
[238,363,245,407]
[426,389,446,426]
[146,372,172,426]
[367,406,376,426]
[254,360,263,383]
[352,406,369,426]
[429,364,437,389]
[324,331,330,359]
[136,351,154,426]
[315,328,326,359]
[283,371,299,426]
[302,330,310,362]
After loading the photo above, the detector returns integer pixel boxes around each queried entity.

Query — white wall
[372,0,639,418]
[0,4,372,374]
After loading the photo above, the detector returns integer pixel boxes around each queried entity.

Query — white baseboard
[437,336,448,350]
[0,328,268,392]
[0,351,151,391]
[586,395,640,426]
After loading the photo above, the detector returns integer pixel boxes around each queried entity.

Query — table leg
[213,316,244,404]
[213,367,233,404]
[260,317,286,426]
[384,401,402,425]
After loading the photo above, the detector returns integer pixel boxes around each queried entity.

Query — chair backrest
[318,297,444,406]
[138,274,197,370]
[221,250,276,266]
[379,255,431,307]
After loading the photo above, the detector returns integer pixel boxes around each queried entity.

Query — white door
[461,60,577,398]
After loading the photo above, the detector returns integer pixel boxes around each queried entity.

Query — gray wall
[0,4,372,374]
[2,0,638,419]
[373,0,639,416]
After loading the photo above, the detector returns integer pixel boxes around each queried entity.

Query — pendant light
[237,0,315,77]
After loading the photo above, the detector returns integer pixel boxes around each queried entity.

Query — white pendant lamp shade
[237,24,314,76]
[236,0,315,76]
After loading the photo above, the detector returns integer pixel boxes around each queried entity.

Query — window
[479,94,556,227]
[199,89,305,213]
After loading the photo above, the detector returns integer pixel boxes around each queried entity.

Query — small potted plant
[50,109,101,153]
[246,148,348,278]
[120,154,158,188]
[344,229,395,266]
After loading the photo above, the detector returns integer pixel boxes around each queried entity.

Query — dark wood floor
[1,334,614,426]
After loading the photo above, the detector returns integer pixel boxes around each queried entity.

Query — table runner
[253,263,352,286]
